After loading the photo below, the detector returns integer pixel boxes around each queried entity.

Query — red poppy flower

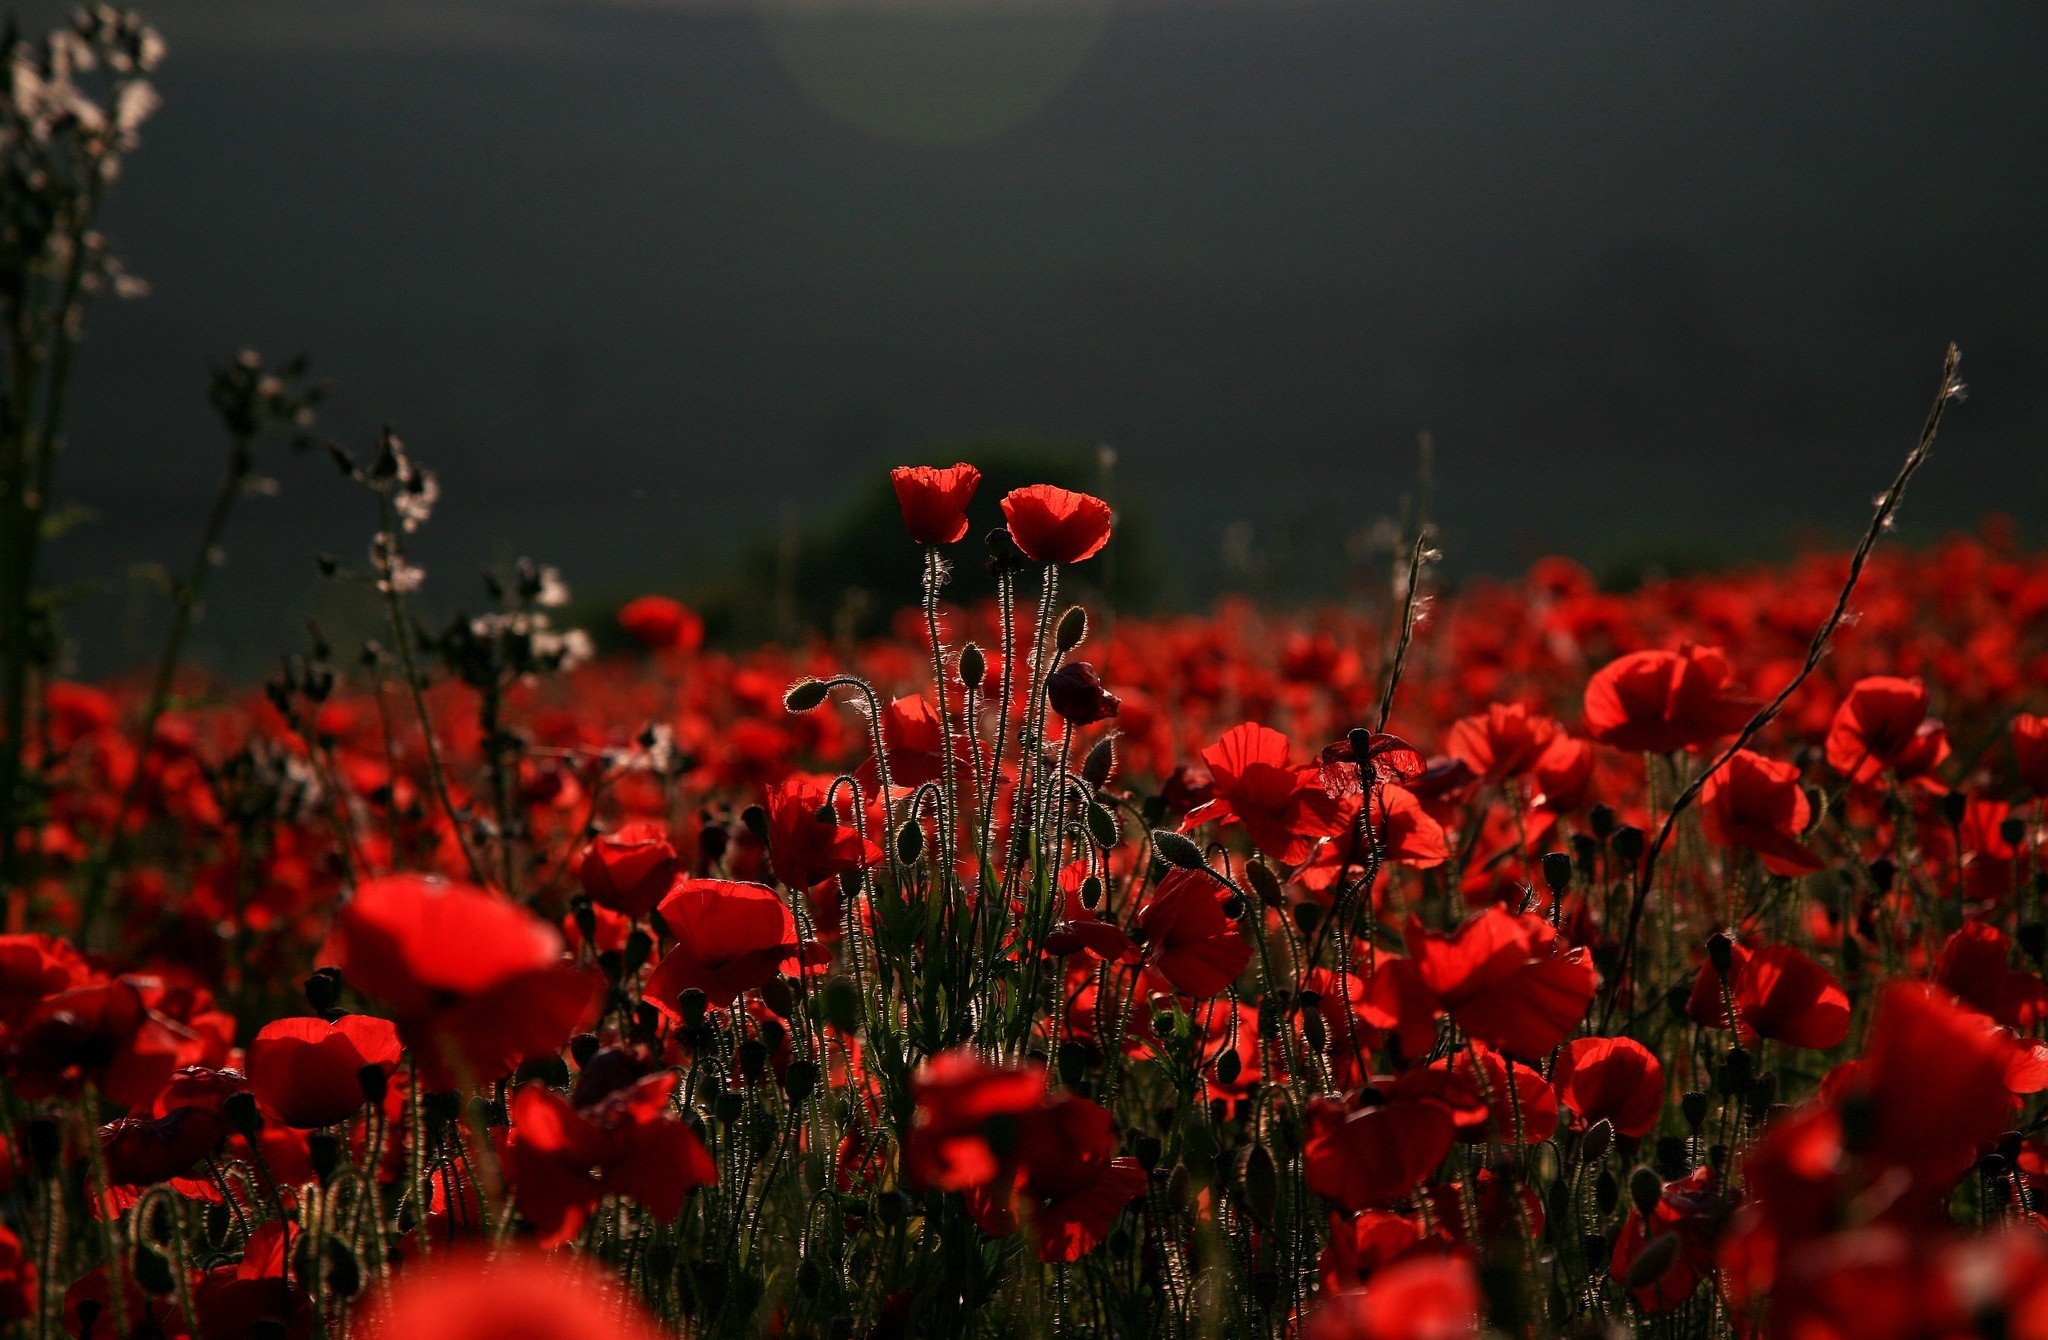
[1435,1045,1557,1144]
[358,1249,667,1340]
[647,879,806,1010]
[1302,1253,1479,1340]
[764,775,879,893]
[504,1074,715,1247]
[6,977,186,1107]
[982,1092,1146,1263]
[2016,714,2048,797]
[1687,938,1849,1051]
[324,875,597,1086]
[905,1050,1049,1191]
[1188,723,1345,864]
[1582,643,1758,755]
[246,1014,402,1129]
[1609,1166,1727,1314]
[1316,732,1428,798]
[0,932,90,1028]
[616,595,703,653]
[1552,1036,1664,1138]
[860,694,970,793]
[1318,1211,1436,1296]
[890,462,981,545]
[1444,702,1562,782]
[99,1104,231,1189]
[1824,676,1950,787]
[0,1224,32,1326]
[1406,906,1597,1059]
[575,821,680,918]
[1698,749,1823,877]
[1303,1095,1454,1212]
[999,485,1114,565]
[1841,983,2019,1198]
[1935,922,2048,1029]
[1135,867,1251,999]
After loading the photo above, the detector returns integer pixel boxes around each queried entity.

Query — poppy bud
[1151,830,1208,871]
[820,977,861,1033]
[1589,804,1617,840]
[1716,1045,1752,1095]
[713,1090,744,1125]
[1744,1070,1777,1118]
[1706,931,1735,976]
[625,928,653,976]
[1300,1007,1327,1055]
[2002,816,2028,848]
[740,805,771,847]
[1580,1119,1613,1166]
[1628,1165,1662,1218]
[569,1032,601,1067]
[1939,790,1969,827]
[24,1118,60,1176]
[570,895,597,944]
[894,819,923,866]
[1047,662,1121,726]
[678,988,709,1029]
[1136,1135,1162,1171]
[326,1241,363,1299]
[1655,1135,1688,1177]
[1868,857,1897,893]
[357,1063,389,1107]
[1245,860,1284,909]
[305,966,344,1013]
[783,679,830,713]
[782,1060,819,1105]
[1240,1144,1278,1225]
[2020,923,2048,963]
[1086,803,1119,849]
[1216,1050,1242,1087]
[1293,902,1322,936]
[958,643,986,692]
[224,1091,263,1138]
[516,1054,570,1088]
[1082,735,1117,791]
[1541,851,1572,896]
[1611,825,1645,864]
[1221,893,1247,921]
[1078,875,1104,911]
[1571,832,1598,867]
[1681,1091,1708,1131]
[738,1040,769,1083]
[1841,935,1864,975]
[760,975,795,1020]
[1594,1168,1618,1212]
[1055,605,1088,653]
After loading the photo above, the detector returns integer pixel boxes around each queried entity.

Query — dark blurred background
[17,0,2047,673]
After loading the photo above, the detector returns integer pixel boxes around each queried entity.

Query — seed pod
[1056,605,1088,653]
[1611,824,1645,863]
[1541,851,1572,896]
[783,678,831,713]
[1681,1091,1708,1131]
[1151,830,1208,871]
[1706,931,1735,976]
[741,804,771,846]
[1086,804,1119,850]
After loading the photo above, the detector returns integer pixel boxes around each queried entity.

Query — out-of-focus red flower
[1135,867,1251,999]
[0,933,90,1028]
[1553,1036,1664,1138]
[905,1050,1047,1192]
[1582,644,1758,755]
[63,1266,186,1340]
[6,977,187,1107]
[2015,713,2048,797]
[246,1014,401,1129]
[1698,749,1823,877]
[616,595,703,653]
[1304,1094,1454,1212]
[1318,1211,1436,1296]
[358,1249,667,1340]
[1849,983,2023,1196]
[1301,1251,1479,1340]
[1609,1166,1729,1314]
[1935,922,2048,1029]
[504,1073,715,1247]
[764,775,879,893]
[972,1091,1146,1263]
[1188,723,1344,865]
[324,875,597,1087]
[1045,662,1121,726]
[1435,1045,1556,1143]
[647,879,807,1009]
[1687,938,1849,1051]
[1444,702,1561,782]
[890,462,981,545]
[999,485,1113,565]
[1825,676,1950,787]
[575,822,680,917]
[99,1104,230,1188]
[1406,906,1596,1059]
[0,1223,33,1325]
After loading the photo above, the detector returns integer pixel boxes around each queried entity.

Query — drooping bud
[1055,605,1088,653]
[1628,1165,1663,1218]
[1150,829,1208,871]
[783,678,830,713]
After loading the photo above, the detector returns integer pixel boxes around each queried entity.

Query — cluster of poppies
[1,460,2046,1340]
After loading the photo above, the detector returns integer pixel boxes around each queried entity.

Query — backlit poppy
[890,463,981,545]
[999,485,1113,565]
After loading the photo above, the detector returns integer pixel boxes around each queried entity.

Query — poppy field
[11,12,2048,1340]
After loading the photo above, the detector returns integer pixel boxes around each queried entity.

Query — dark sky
[24,0,2048,672]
